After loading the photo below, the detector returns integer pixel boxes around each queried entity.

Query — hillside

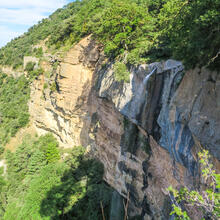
[0,0,220,70]
[0,0,219,220]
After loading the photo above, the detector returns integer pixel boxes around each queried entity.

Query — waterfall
[138,67,157,97]
[130,67,157,122]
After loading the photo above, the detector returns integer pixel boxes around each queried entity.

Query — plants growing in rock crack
[168,150,220,219]
[114,61,130,83]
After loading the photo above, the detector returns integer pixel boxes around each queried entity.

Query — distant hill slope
[0,0,219,71]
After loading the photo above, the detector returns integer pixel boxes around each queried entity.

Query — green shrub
[25,61,35,72]
[28,67,44,81]
[45,142,60,163]
[43,83,48,90]
[0,74,30,145]
[114,62,130,82]
[33,47,43,58]
[27,150,46,175]
[168,150,220,219]
[0,146,4,155]
[50,82,57,92]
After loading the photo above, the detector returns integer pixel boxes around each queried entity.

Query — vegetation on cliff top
[0,0,219,70]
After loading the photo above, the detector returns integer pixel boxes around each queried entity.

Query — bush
[28,67,44,81]
[0,74,30,145]
[114,62,130,82]
[168,150,220,219]
[46,142,60,163]
[25,61,35,72]
[33,47,43,58]
[50,82,57,92]
[43,83,48,90]
[0,146,4,155]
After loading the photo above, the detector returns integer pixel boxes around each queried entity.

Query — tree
[168,150,220,219]
[0,146,4,155]
[0,74,30,145]
[94,0,154,57]
[158,0,220,69]
[46,142,60,163]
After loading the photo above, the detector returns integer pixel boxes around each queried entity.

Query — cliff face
[29,37,220,219]
[29,36,99,148]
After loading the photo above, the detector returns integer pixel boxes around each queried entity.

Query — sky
[0,0,72,48]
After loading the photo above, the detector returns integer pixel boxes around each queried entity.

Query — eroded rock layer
[29,36,100,148]
[29,36,220,219]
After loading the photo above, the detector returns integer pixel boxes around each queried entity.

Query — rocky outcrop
[92,60,184,218]
[29,36,220,219]
[92,59,220,219]
[23,56,39,69]
[0,65,23,78]
[29,36,100,148]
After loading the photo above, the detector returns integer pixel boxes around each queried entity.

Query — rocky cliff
[29,36,220,219]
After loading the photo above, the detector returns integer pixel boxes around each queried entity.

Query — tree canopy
[0,73,30,145]
[0,0,219,70]
[1,135,112,220]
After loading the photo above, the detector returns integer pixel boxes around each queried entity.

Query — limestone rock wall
[92,59,220,219]
[28,36,220,219]
[29,36,100,148]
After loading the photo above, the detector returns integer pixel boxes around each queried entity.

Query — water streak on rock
[130,67,157,123]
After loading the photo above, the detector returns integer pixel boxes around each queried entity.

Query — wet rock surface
[96,59,220,218]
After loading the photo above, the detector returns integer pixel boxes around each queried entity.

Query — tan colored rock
[0,65,23,78]
[29,36,99,148]
[40,60,52,73]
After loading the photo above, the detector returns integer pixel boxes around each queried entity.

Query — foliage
[40,147,112,220]
[158,0,220,70]
[50,82,57,92]
[93,0,155,58]
[27,67,44,82]
[168,150,220,219]
[0,146,4,155]
[0,0,219,72]
[45,142,60,163]
[0,73,30,145]
[1,135,112,219]
[33,133,60,163]
[43,83,48,90]
[33,47,43,58]
[0,0,155,68]
[24,61,35,72]
[114,61,130,82]
[24,61,44,81]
